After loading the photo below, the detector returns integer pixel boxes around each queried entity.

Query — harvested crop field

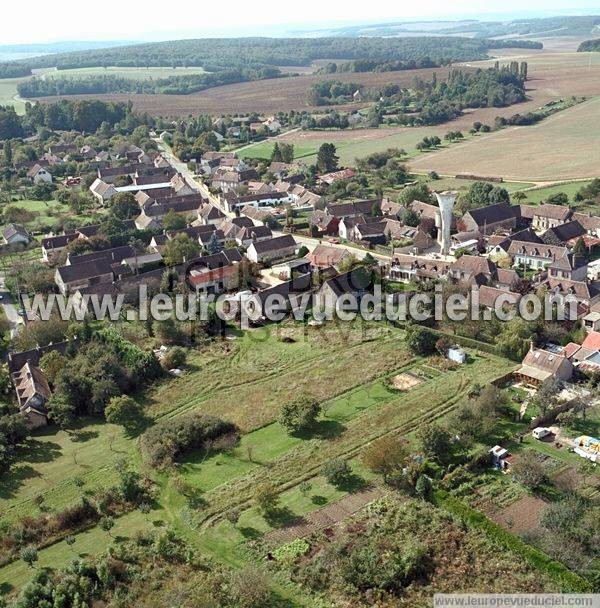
[408,96,600,181]
[31,66,460,115]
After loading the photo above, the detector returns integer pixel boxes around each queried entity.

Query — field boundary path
[264,485,385,545]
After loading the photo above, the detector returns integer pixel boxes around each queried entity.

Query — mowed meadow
[0,321,516,592]
[408,96,600,181]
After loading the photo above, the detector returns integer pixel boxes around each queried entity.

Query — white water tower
[434,191,457,255]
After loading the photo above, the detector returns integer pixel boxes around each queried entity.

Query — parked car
[532,427,552,440]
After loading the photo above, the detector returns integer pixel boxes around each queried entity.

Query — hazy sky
[1,0,599,44]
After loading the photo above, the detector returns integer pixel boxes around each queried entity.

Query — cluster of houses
[195,150,322,214]
[21,143,154,186]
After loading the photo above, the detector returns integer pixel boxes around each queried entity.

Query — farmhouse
[476,285,521,311]
[241,205,274,225]
[461,202,519,235]
[508,241,569,270]
[318,168,357,185]
[547,253,588,282]
[2,224,31,246]
[268,161,303,178]
[220,218,273,247]
[211,168,259,192]
[249,272,312,319]
[26,164,52,184]
[541,220,586,246]
[449,255,496,284]
[8,341,75,427]
[222,190,292,213]
[55,245,137,294]
[309,210,339,236]
[515,345,573,386]
[12,362,51,429]
[387,254,452,284]
[90,178,118,204]
[185,249,243,294]
[196,203,227,226]
[246,234,297,264]
[48,143,77,156]
[410,200,439,222]
[135,195,204,229]
[307,244,350,270]
[315,268,373,315]
[531,204,572,232]
[326,199,380,219]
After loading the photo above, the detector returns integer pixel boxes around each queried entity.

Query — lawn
[413,174,535,193]
[0,198,108,233]
[0,77,29,115]
[516,180,597,207]
[238,141,318,161]
[0,509,151,593]
[0,419,134,525]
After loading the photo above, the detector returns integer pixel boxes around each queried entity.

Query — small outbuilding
[447,346,466,364]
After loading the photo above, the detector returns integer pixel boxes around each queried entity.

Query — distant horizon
[1,4,599,46]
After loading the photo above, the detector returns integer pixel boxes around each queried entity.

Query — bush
[161,346,187,370]
[140,413,238,468]
[278,396,321,435]
[406,326,437,355]
[323,458,352,487]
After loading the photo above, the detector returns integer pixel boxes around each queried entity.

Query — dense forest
[0,99,156,139]
[0,36,541,79]
[578,38,600,52]
[17,66,283,98]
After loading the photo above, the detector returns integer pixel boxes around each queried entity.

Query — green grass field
[238,141,318,161]
[415,174,535,193]
[0,198,107,233]
[517,181,594,204]
[0,77,29,114]
[239,126,484,167]
[45,66,208,80]
[0,322,516,594]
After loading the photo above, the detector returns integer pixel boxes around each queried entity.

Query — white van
[532,427,552,440]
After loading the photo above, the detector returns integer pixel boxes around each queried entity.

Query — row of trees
[17,67,284,98]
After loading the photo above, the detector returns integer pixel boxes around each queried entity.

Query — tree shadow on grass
[294,420,345,441]
[239,526,262,540]
[334,473,368,494]
[0,464,42,499]
[265,507,303,529]
[0,581,13,595]
[19,439,62,464]
[122,414,153,439]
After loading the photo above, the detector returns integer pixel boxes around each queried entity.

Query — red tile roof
[582,331,600,351]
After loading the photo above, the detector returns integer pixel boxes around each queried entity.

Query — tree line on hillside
[17,66,284,98]
[316,57,442,74]
[577,38,600,52]
[0,36,542,78]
